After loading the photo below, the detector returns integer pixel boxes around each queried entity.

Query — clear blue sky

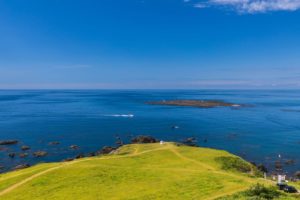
[1,0,300,89]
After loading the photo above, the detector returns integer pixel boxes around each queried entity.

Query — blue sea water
[0,90,300,174]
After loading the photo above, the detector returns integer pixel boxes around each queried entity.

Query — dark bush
[131,135,157,144]
[245,184,282,199]
[257,164,268,173]
[98,146,116,154]
[216,156,252,173]
[295,171,300,179]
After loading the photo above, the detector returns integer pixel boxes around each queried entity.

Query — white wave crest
[105,114,134,118]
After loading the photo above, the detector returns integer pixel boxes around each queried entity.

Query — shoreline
[1,136,298,180]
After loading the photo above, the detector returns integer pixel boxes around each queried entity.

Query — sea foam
[105,114,134,118]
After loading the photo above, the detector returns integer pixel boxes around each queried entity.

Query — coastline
[0,142,299,200]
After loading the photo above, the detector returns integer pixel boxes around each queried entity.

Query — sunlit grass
[0,143,297,200]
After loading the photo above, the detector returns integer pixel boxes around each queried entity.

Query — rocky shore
[0,135,158,173]
[1,135,299,181]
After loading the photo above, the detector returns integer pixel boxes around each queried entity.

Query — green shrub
[216,156,252,173]
[217,184,283,200]
[245,184,282,199]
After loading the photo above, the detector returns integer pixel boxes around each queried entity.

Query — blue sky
[0,0,300,89]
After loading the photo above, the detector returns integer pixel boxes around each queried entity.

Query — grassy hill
[0,142,298,200]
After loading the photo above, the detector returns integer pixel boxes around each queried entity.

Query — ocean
[0,90,300,175]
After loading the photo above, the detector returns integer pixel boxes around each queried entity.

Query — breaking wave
[105,114,134,118]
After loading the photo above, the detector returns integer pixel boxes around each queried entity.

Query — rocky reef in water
[147,99,242,108]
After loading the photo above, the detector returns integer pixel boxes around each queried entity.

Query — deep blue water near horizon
[0,90,300,175]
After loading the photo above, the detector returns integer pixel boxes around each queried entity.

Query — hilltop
[0,142,298,200]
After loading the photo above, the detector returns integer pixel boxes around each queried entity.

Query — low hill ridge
[0,142,297,200]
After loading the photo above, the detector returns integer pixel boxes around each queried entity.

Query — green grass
[0,142,298,200]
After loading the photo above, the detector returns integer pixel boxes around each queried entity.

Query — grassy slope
[0,143,294,200]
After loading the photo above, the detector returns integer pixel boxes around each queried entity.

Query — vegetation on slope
[0,142,298,200]
[218,183,300,200]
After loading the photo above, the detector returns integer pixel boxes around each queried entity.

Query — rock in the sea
[63,158,74,162]
[75,154,85,159]
[131,136,157,144]
[21,145,30,151]
[13,164,30,170]
[87,152,96,157]
[70,145,79,150]
[148,100,240,108]
[184,137,196,143]
[115,139,123,146]
[0,140,18,145]
[284,159,295,165]
[182,137,198,146]
[0,165,4,171]
[33,151,48,157]
[19,153,29,158]
[8,152,16,158]
[99,146,116,154]
[0,147,8,151]
[48,141,60,145]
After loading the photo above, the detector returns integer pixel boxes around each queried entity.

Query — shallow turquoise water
[0,90,300,174]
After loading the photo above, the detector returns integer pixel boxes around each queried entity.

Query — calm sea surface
[0,90,300,174]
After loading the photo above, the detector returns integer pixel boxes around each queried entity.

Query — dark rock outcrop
[48,141,60,145]
[87,152,96,157]
[0,147,8,151]
[75,154,85,159]
[21,145,30,151]
[0,140,18,145]
[115,139,124,146]
[284,159,295,165]
[131,136,157,144]
[148,100,241,108]
[99,146,116,154]
[33,151,48,157]
[63,158,74,162]
[70,145,79,150]
[13,164,30,170]
[182,137,198,146]
[19,153,29,158]
[8,153,16,158]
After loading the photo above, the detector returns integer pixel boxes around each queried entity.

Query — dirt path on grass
[0,164,67,196]
[168,147,258,200]
[0,146,169,197]
[169,147,215,170]
[169,147,259,183]
[0,144,260,199]
[205,186,248,200]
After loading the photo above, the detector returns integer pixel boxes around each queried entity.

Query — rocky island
[147,99,241,108]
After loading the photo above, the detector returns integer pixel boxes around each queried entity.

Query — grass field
[0,142,298,200]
